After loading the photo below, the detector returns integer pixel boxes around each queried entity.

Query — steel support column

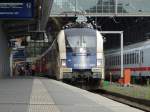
[115,0,118,15]
[100,31,124,78]
[40,0,54,30]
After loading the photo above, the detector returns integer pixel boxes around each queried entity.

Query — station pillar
[0,22,10,78]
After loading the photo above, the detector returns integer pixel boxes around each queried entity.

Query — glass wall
[26,42,50,57]
[51,0,115,16]
[117,0,150,15]
[50,0,150,16]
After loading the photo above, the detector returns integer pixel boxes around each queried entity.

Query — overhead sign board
[0,0,33,18]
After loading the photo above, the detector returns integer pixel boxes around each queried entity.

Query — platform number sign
[0,0,33,19]
[26,3,32,9]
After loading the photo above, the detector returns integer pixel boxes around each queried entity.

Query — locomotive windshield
[65,28,96,53]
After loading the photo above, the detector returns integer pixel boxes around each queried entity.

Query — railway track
[90,89,150,112]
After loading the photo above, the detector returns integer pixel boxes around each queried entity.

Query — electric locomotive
[37,22,104,89]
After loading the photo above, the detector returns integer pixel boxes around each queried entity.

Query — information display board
[0,0,33,18]
[13,49,26,61]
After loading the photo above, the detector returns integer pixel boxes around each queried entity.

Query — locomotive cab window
[65,28,97,54]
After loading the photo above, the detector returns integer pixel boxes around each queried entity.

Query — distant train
[105,40,150,85]
[35,22,104,89]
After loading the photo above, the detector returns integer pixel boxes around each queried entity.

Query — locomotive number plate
[62,68,72,72]
[92,68,101,72]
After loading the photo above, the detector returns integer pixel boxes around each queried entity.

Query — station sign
[13,49,26,61]
[0,0,33,19]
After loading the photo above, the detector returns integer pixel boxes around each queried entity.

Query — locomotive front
[65,28,96,70]
[57,25,104,85]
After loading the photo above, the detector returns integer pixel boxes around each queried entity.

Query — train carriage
[105,40,150,85]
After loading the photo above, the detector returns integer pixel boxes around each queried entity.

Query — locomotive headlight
[97,59,103,66]
[80,47,86,53]
[61,59,66,67]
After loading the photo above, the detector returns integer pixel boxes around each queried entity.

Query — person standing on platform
[25,63,30,76]
[31,64,36,76]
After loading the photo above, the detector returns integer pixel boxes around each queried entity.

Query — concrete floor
[0,77,145,112]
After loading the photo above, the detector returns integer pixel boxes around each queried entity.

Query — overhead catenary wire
[39,38,57,59]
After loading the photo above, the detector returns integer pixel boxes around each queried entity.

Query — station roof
[2,0,150,43]
[50,0,150,17]
[46,17,150,49]
[49,0,150,49]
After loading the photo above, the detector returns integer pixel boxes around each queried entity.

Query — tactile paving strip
[29,79,55,105]
[28,79,60,112]
[28,105,60,112]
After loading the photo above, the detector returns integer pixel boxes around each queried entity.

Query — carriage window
[127,54,129,64]
[141,51,144,64]
[134,53,136,64]
[115,56,117,66]
[112,56,114,65]
[128,53,130,64]
[113,56,115,65]
[116,56,118,65]
[119,55,121,65]
[137,53,140,64]
[135,53,137,64]
[128,54,130,64]
[114,56,116,65]
[110,56,112,65]
[133,53,135,64]
[116,56,117,65]
[131,53,133,64]
[130,53,132,64]
[114,56,115,65]
[123,54,125,64]
[108,58,109,66]
[106,57,108,66]
[106,57,108,65]
[126,54,128,64]
[115,56,116,65]
[125,54,127,64]
[109,56,111,65]
[136,53,139,64]
[118,55,120,65]
[111,56,113,65]
[109,57,111,65]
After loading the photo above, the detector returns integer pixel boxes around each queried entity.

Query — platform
[0,77,144,112]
